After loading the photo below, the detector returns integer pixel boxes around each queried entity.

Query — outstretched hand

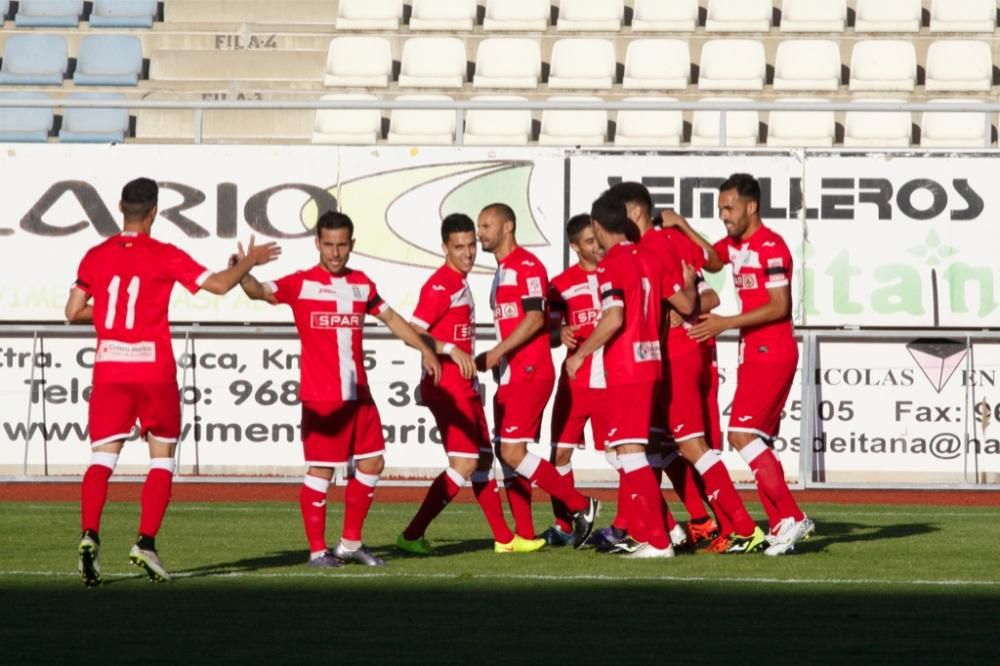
[243,234,281,266]
[687,312,729,343]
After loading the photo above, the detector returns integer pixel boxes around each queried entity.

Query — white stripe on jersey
[331,277,358,401]
[585,273,607,389]
[299,280,370,303]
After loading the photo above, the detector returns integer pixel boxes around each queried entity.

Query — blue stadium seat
[0,92,54,142]
[59,93,129,143]
[1,1,10,21]
[73,36,143,86]
[90,0,158,28]
[15,0,83,27]
[0,35,68,85]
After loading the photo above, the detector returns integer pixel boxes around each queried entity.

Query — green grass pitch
[2,499,998,665]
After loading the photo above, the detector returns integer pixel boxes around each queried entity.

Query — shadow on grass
[175,550,306,578]
[795,520,939,554]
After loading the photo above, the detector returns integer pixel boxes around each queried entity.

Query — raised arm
[660,211,724,273]
[201,236,281,295]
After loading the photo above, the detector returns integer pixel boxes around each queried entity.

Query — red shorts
[599,382,656,448]
[549,374,609,451]
[701,344,722,450]
[664,347,707,444]
[425,393,492,459]
[493,375,554,445]
[302,387,385,467]
[88,381,180,447]
[729,356,798,440]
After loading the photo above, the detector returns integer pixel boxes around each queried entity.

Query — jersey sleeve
[364,275,389,316]
[74,250,96,295]
[410,281,450,330]
[597,264,624,311]
[268,272,302,306]
[760,236,792,289]
[519,263,547,313]
[713,238,731,266]
[162,244,211,294]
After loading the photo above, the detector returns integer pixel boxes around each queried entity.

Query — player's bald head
[120,178,158,221]
[479,202,516,232]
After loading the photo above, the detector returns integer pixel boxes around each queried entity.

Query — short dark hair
[609,181,652,214]
[441,213,475,243]
[719,173,761,206]
[590,192,630,236]
[316,210,354,238]
[480,202,516,232]
[565,214,592,243]
[120,177,158,219]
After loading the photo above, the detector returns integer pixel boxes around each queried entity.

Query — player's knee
[356,456,385,476]
[552,447,574,468]
[450,457,477,478]
[727,432,752,450]
[307,465,335,481]
[497,444,525,468]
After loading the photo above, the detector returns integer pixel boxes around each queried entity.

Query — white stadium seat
[398,38,467,89]
[705,0,772,32]
[767,98,836,147]
[844,99,912,147]
[388,95,455,145]
[323,37,393,88]
[773,40,841,92]
[692,97,759,146]
[921,99,991,148]
[632,0,699,32]
[335,0,403,30]
[849,41,917,93]
[312,94,382,145]
[855,0,922,33]
[925,41,993,93]
[548,39,617,90]
[483,0,549,32]
[473,39,541,89]
[780,0,847,33]
[623,39,690,91]
[930,0,996,33]
[614,96,684,147]
[698,40,766,91]
[464,95,533,145]
[409,0,477,31]
[556,0,624,32]
[539,96,608,145]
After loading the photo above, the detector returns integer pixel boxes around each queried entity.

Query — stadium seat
[844,100,912,147]
[705,0,772,32]
[410,0,478,31]
[464,95,533,145]
[549,39,617,90]
[556,0,624,32]
[773,40,841,92]
[164,0,337,25]
[925,41,993,93]
[779,0,847,32]
[90,0,158,28]
[692,97,759,146]
[849,41,917,92]
[632,0,699,32]
[312,93,382,144]
[698,40,766,91]
[614,96,684,147]
[0,35,68,86]
[0,92,53,142]
[623,39,690,90]
[539,96,607,145]
[335,0,403,30]
[15,0,82,27]
[854,0,922,33]
[473,39,541,89]
[767,98,836,147]
[388,95,456,145]
[73,36,143,87]
[59,93,129,143]
[921,99,991,147]
[399,38,467,88]
[483,0,549,31]
[1,0,8,20]
[930,0,996,33]
[324,37,393,88]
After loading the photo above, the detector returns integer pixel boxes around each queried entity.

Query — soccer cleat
[622,543,676,559]
[495,535,546,554]
[608,536,644,555]
[669,523,690,551]
[78,533,102,587]
[571,497,601,550]
[333,543,386,566]
[725,526,767,554]
[129,544,171,582]
[765,516,816,557]
[589,526,628,551]
[700,534,732,554]
[307,551,344,568]
[685,518,720,547]
[396,533,434,555]
[541,526,575,547]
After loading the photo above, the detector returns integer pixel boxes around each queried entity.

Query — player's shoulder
[344,267,376,286]
[551,264,579,291]
[753,225,789,251]
[513,246,545,273]
[421,265,456,293]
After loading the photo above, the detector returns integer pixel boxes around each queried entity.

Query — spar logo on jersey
[733,273,759,290]
[633,341,662,362]
[453,323,475,340]
[494,302,518,321]
[311,312,363,329]
[571,309,599,327]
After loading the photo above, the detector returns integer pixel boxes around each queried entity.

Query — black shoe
[571,497,601,550]
[333,543,386,567]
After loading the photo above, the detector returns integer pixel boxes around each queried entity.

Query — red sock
[549,464,575,533]
[81,458,115,533]
[649,462,676,532]
[696,450,756,536]
[620,455,670,549]
[664,453,710,521]
[138,460,173,538]
[404,469,463,540]
[612,469,629,530]
[299,475,329,553]
[472,473,515,543]
[741,440,804,526]
[521,454,587,514]
[343,471,379,542]
[503,469,536,539]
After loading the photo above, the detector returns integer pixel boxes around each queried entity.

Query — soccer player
[476,203,600,549]
[237,211,442,568]
[66,177,281,586]
[683,173,815,556]
[612,181,764,554]
[396,214,542,555]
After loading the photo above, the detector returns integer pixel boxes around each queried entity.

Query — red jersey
[269,265,388,402]
[411,264,477,397]
[596,241,662,386]
[713,225,796,360]
[489,245,554,385]
[550,264,605,389]
[657,226,712,359]
[74,231,210,384]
